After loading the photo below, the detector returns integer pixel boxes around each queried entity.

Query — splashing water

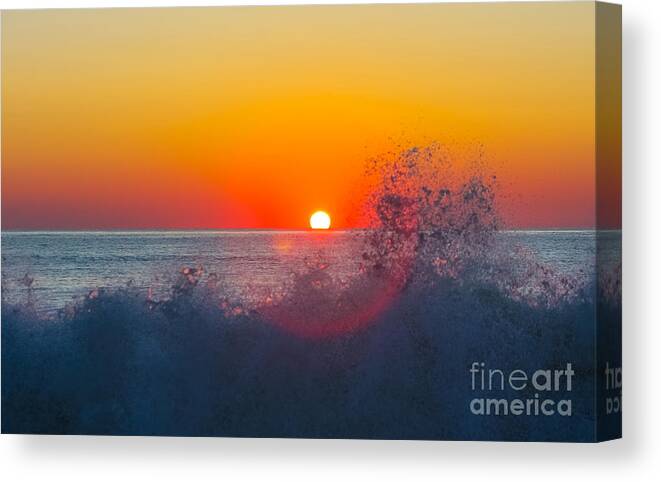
[1,142,620,438]
[2,143,604,333]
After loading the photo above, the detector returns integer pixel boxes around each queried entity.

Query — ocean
[1,229,619,314]
[1,228,621,439]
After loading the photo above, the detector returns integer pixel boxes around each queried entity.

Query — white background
[0,0,659,480]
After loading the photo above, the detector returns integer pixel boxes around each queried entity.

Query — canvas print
[1,2,621,441]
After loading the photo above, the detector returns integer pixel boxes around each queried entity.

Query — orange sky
[1,3,620,230]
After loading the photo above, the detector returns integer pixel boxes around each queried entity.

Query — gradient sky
[1,3,619,229]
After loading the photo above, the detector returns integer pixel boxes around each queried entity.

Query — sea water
[1,229,619,314]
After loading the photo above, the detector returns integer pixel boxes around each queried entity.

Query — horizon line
[1,227,619,233]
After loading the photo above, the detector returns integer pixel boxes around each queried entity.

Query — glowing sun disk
[310,211,331,230]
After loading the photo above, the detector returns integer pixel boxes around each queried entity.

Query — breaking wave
[1,143,620,439]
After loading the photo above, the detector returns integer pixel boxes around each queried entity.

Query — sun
[309,211,331,230]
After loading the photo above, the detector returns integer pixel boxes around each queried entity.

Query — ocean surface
[1,229,620,313]
[1,228,622,439]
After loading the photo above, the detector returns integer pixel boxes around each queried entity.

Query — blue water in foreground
[1,229,621,440]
